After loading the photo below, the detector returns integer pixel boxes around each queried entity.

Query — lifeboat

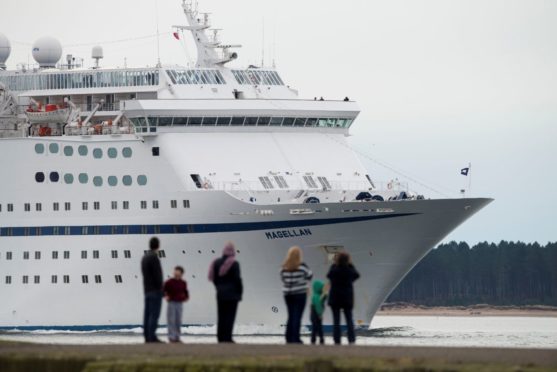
[26,104,70,124]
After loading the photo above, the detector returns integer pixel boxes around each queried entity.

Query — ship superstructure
[0,1,491,330]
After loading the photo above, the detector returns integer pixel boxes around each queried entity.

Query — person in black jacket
[208,242,243,343]
[141,237,164,343]
[327,252,360,345]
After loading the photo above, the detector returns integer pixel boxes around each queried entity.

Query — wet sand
[378,303,557,317]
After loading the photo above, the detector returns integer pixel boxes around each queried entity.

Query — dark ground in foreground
[1,342,556,372]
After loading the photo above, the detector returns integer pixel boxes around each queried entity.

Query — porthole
[93,148,103,159]
[63,146,73,156]
[50,172,60,182]
[137,175,148,186]
[35,172,45,183]
[122,147,133,158]
[64,174,74,184]
[122,175,132,186]
[108,176,118,186]
[93,176,103,187]
[35,144,45,154]
[78,173,89,184]
[78,145,88,156]
[108,148,118,159]
[49,143,59,154]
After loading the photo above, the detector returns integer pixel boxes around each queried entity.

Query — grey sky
[1,0,555,244]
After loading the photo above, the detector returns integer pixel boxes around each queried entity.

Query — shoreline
[378,303,557,317]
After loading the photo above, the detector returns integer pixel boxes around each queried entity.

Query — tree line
[387,241,557,306]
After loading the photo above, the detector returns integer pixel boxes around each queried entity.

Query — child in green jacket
[310,280,327,344]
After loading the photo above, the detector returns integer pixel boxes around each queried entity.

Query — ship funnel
[0,33,11,70]
[92,45,103,69]
[32,36,63,69]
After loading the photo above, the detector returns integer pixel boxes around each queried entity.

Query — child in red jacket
[164,266,189,343]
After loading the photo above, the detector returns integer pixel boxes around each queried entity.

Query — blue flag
[461,168,470,176]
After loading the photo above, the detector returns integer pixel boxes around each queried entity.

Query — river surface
[1,316,556,349]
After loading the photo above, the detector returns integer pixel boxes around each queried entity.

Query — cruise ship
[0,1,491,330]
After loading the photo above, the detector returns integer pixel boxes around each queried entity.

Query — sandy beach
[378,303,557,317]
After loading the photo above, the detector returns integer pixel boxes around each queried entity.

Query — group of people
[141,237,360,345]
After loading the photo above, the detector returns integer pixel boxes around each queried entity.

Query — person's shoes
[147,338,164,344]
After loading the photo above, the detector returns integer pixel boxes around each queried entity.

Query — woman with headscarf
[327,252,360,345]
[208,242,243,343]
[280,246,313,344]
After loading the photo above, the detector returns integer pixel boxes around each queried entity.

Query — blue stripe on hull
[0,213,418,237]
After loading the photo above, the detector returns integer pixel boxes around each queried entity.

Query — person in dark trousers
[164,266,189,343]
[327,252,360,345]
[280,246,313,344]
[208,242,243,343]
[141,237,164,343]
[310,280,327,345]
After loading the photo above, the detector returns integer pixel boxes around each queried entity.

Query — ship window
[93,250,99,259]
[5,276,11,284]
[188,117,202,126]
[49,143,59,153]
[217,117,231,126]
[173,117,188,126]
[23,276,29,284]
[137,175,148,186]
[123,201,129,210]
[108,176,118,186]
[152,147,160,156]
[122,175,133,186]
[294,118,307,127]
[81,251,87,259]
[202,117,217,126]
[95,275,102,284]
[82,226,88,235]
[50,172,60,182]
[93,148,103,159]
[36,203,42,211]
[183,200,190,208]
[115,275,123,283]
[303,176,318,189]
[51,275,57,284]
[82,202,88,211]
[7,204,13,212]
[282,117,295,126]
[35,143,45,154]
[257,117,271,126]
[93,176,103,187]
[6,252,12,260]
[158,250,166,258]
[317,176,332,190]
[306,118,318,127]
[105,147,118,158]
[24,203,30,212]
[152,200,159,209]
[111,250,118,259]
[141,201,147,209]
[63,275,70,284]
[34,275,40,284]
[78,145,88,156]
[64,251,70,259]
[35,251,41,260]
[270,117,283,126]
[64,173,74,184]
[122,147,133,158]
[124,250,131,258]
[79,173,89,184]
[274,176,289,189]
[231,117,245,126]
[111,201,117,210]
[64,146,73,156]
[65,202,71,211]
[53,226,60,235]
[82,275,89,284]
[23,251,29,259]
[245,117,258,126]
[159,117,173,126]
[170,200,178,209]
[259,177,274,190]
[35,172,45,183]
[94,201,100,210]
[52,251,58,259]
[53,202,59,211]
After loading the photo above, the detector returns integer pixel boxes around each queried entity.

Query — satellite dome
[32,36,62,68]
[0,33,11,69]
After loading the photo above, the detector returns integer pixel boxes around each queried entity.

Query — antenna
[155,0,161,67]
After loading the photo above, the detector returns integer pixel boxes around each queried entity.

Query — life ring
[387,182,393,190]
[203,182,210,189]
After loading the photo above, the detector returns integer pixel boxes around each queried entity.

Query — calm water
[1,316,556,349]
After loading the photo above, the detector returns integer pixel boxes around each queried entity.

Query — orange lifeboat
[38,127,52,137]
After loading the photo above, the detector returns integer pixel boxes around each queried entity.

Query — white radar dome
[32,36,62,68]
[92,45,103,59]
[0,33,11,69]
